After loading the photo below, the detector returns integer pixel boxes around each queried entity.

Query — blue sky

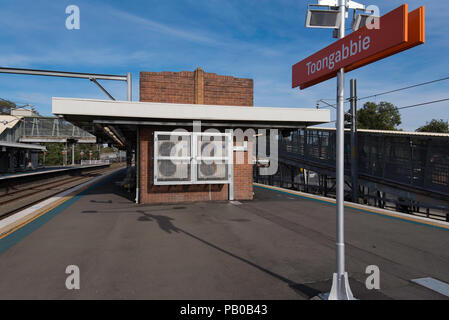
[0,0,447,131]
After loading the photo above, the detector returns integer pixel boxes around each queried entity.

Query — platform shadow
[83,168,135,202]
[136,210,321,299]
[136,210,181,234]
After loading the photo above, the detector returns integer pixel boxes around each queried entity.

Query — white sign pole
[328,0,355,300]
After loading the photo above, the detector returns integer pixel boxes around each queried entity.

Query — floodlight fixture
[317,0,338,5]
[346,0,365,10]
[306,0,365,29]
[306,5,342,29]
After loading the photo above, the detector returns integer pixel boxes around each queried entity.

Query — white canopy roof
[52,97,330,127]
[52,97,331,147]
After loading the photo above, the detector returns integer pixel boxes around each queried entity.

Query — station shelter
[0,115,47,173]
[52,68,330,204]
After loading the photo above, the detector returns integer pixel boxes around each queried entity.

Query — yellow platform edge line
[0,169,119,240]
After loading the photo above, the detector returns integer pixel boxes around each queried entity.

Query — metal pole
[129,73,139,203]
[229,129,234,201]
[127,72,132,102]
[328,0,355,300]
[72,143,75,166]
[336,0,346,281]
[90,78,116,100]
[0,67,127,81]
[350,79,358,203]
[0,66,129,105]
[64,142,67,166]
[135,126,140,204]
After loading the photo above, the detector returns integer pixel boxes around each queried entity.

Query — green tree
[0,99,16,115]
[416,119,449,133]
[357,101,401,130]
[39,143,101,166]
[41,143,65,166]
[73,144,100,163]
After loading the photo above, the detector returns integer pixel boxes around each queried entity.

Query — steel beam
[90,78,116,101]
[92,119,307,129]
[0,67,127,81]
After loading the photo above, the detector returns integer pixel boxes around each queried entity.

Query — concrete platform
[0,164,109,181]
[0,168,448,300]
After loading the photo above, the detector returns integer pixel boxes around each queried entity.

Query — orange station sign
[292,4,425,90]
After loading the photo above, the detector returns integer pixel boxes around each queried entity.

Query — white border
[153,131,232,186]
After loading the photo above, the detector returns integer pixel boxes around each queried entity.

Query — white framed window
[154,131,232,185]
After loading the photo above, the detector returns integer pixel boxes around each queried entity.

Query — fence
[276,129,449,197]
[81,160,110,166]
[20,117,95,139]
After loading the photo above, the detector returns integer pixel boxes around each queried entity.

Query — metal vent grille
[197,161,228,181]
[154,131,232,185]
[196,136,229,181]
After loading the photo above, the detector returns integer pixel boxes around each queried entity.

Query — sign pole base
[323,272,356,300]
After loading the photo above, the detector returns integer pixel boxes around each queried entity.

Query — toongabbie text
[306,35,371,75]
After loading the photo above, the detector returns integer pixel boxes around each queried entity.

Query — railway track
[0,165,123,220]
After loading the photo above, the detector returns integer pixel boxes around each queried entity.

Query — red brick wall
[140,71,195,104]
[140,69,253,106]
[233,140,254,200]
[139,127,254,204]
[139,68,254,204]
[203,73,253,106]
[140,127,229,204]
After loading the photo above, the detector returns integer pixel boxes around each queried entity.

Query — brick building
[138,68,254,203]
[140,68,253,106]
[52,69,330,204]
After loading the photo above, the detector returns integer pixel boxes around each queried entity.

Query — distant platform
[0,164,110,181]
[0,170,447,299]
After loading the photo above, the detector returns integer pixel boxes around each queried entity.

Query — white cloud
[107,8,221,46]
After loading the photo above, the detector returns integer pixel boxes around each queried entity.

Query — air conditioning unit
[199,139,227,158]
[197,161,227,180]
[155,140,190,181]
[157,139,189,158]
[156,159,189,181]
[153,131,231,185]
[197,140,228,181]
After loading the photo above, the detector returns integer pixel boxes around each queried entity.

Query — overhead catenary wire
[323,97,449,124]
[397,97,449,110]
[356,76,449,102]
[317,75,449,109]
